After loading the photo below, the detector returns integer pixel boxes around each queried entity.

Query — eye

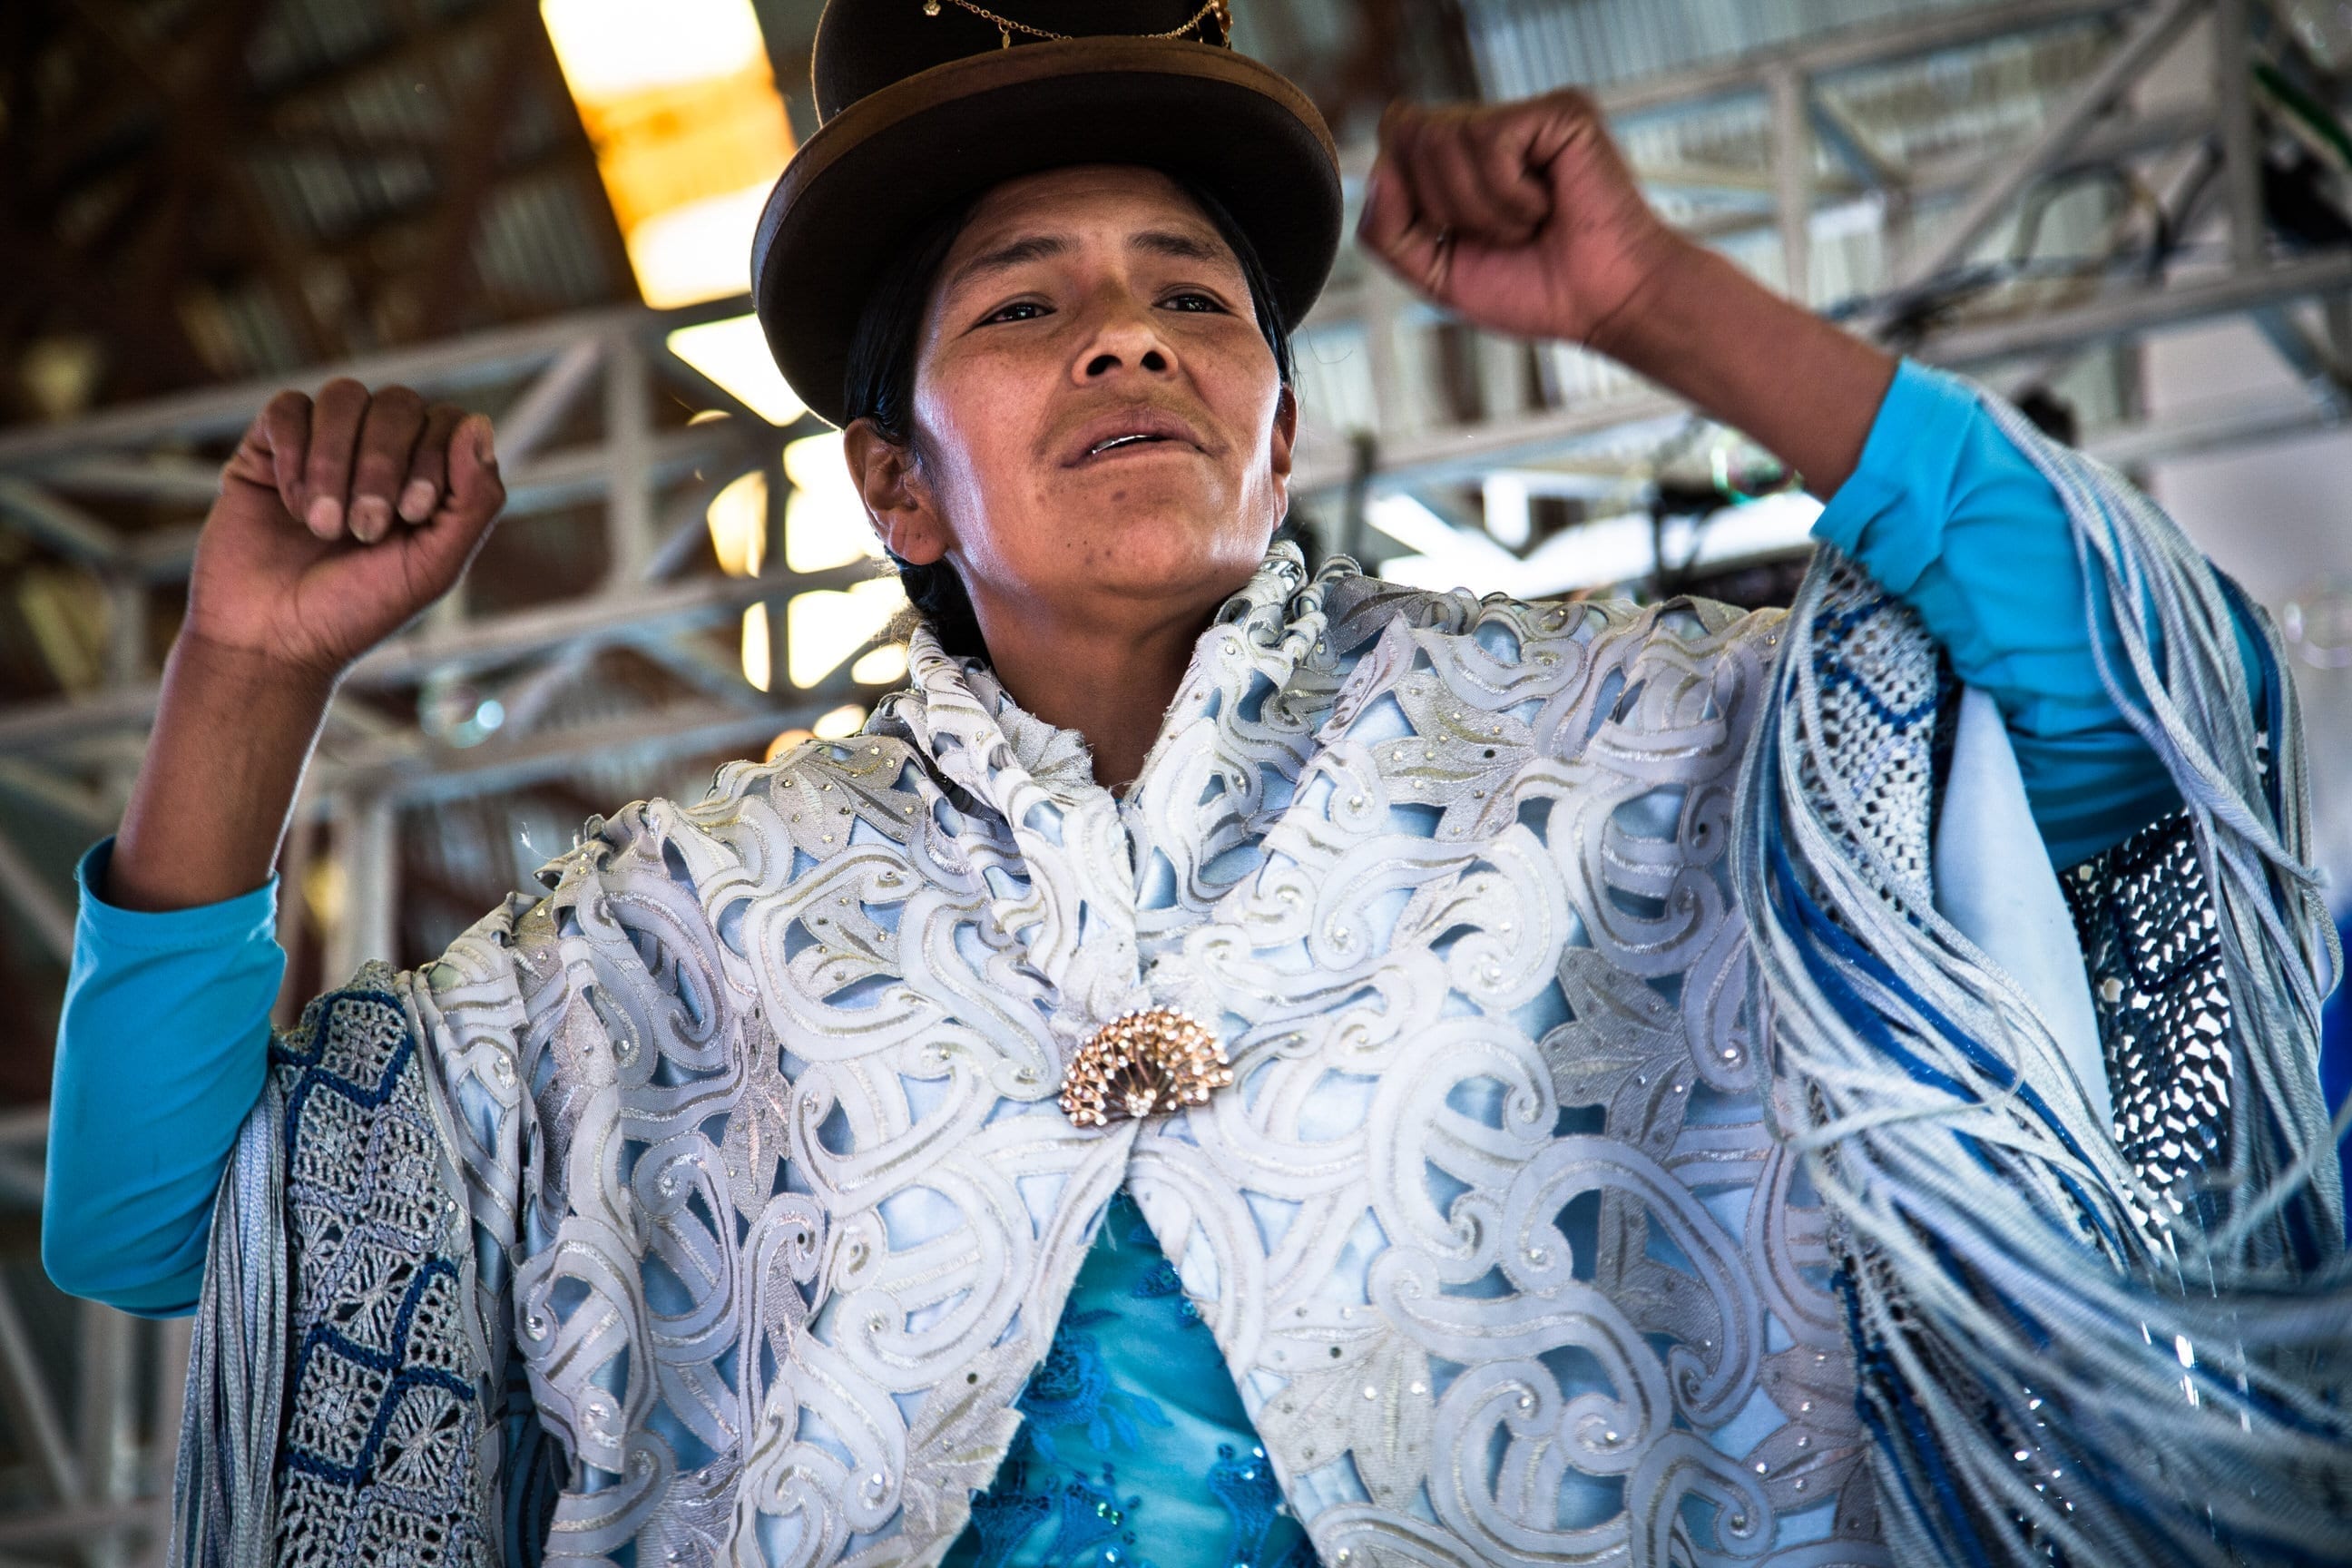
[982,299,1052,325]
[1161,291,1229,314]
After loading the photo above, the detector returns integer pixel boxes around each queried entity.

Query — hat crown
[760,0,1336,426]
[814,0,1231,121]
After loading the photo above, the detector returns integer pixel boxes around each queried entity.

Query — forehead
[942,165,1233,271]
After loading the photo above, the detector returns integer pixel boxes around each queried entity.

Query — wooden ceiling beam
[416,1,541,338]
[0,0,632,425]
[0,206,213,395]
[257,8,505,123]
[512,5,637,303]
[56,0,340,363]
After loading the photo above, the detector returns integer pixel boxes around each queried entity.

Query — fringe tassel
[172,1075,289,1568]
[1736,397,2351,1566]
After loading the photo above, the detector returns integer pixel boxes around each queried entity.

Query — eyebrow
[946,227,1234,291]
[1129,228,1228,264]
[950,233,1071,289]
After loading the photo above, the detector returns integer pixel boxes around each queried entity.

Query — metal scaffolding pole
[1892,0,2205,294]
[326,790,397,985]
[1770,64,1814,301]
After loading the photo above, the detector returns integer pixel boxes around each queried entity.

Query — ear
[843,417,949,565]
[1264,386,1298,519]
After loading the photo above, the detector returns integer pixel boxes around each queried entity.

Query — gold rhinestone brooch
[1058,1007,1233,1128]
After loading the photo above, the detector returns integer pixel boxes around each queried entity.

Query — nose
[1075,302,1175,384]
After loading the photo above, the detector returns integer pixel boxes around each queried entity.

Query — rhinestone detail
[1057,1006,1233,1127]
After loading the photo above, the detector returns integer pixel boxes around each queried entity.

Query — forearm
[1588,239,1896,498]
[110,636,335,911]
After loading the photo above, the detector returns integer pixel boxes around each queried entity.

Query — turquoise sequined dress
[943,1192,1313,1568]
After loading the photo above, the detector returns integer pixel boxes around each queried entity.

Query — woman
[45,4,2347,1566]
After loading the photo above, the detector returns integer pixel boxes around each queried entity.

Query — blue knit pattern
[269,981,492,1567]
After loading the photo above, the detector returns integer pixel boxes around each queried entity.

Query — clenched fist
[186,378,506,681]
[1358,92,1688,350]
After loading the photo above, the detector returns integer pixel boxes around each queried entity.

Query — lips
[1063,407,1210,466]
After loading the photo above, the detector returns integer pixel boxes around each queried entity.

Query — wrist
[1582,230,1713,368]
[169,630,343,710]
[1580,233,1896,495]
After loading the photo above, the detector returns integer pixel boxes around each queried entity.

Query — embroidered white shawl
[379,546,1872,1565]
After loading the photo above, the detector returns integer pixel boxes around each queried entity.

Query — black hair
[841,177,1299,660]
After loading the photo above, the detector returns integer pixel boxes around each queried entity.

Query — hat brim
[752,37,1341,428]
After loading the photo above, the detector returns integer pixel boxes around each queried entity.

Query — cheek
[1198,345,1285,470]
[914,363,1046,507]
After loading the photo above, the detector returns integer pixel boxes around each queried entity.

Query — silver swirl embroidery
[400,552,1883,1565]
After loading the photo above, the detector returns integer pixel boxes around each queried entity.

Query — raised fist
[184,378,505,681]
[1358,92,1688,350]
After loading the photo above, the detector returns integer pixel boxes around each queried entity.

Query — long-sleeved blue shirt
[43,363,2258,1566]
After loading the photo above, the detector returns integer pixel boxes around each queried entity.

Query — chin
[1083,503,1267,598]
[1019,472,1262,587]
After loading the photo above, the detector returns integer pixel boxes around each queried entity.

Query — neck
[969,583,1236,791]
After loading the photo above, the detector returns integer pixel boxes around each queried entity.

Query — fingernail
[350,495,391,542]
[397,478,437,523]
[306,495,342,536]
[474,419,496,467]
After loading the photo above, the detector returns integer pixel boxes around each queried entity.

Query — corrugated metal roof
[1464,0,2025,97]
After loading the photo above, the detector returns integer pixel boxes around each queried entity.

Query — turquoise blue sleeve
[1812,360,2268,868]
[43,839,281,1318]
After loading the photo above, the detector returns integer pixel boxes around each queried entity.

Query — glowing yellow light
[813,703,869,740]
[741,601,773,692]
[782,430,847,491]
[667,315,807,426]
[788,578,906,689]
[541,0,794,308]
[783,432,883,572]
[541,0,765,98]
[302,858,347,929]
[627,186,772,309]
[707,469,767,578]
[850,642,909,685]
[765,727,813,762]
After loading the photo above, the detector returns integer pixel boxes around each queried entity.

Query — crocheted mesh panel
[270,975,490,1568]
[1798,563,2110,1558]
[1803,558,1946,912]
[2061,813,2235,1227]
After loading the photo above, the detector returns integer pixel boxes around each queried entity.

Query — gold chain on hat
[921,0,1232,51]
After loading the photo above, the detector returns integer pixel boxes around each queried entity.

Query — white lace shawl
[196,543,1877,1567]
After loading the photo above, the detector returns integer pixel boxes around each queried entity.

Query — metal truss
[1293,0,2352,512]
[0,1113,182,1568]
[0,1,2347,1556]
[0,299,876,1563]
[0,298,876,964]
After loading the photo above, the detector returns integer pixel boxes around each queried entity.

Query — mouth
[1087,432,1176,456]
[1063,408,1210,466]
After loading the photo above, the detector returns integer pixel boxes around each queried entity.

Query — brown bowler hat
[751,0,1342,426]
